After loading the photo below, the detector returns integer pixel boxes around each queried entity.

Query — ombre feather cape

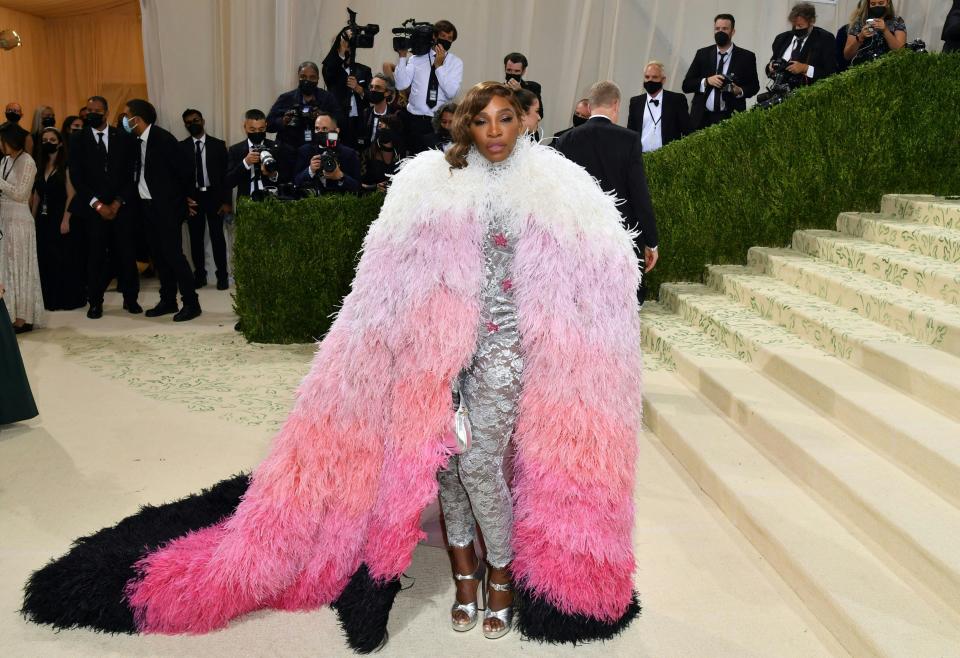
[23,138,644,652]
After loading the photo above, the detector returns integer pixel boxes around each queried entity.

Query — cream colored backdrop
[140,0,950,145]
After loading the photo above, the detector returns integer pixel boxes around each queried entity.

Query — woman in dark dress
[0,270,39,424]
[31,127,86,310]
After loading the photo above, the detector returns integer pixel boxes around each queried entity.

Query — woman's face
[41,133,61,154]
[70,118,84,133]
[469,94,521,163]
[522,99,541,134]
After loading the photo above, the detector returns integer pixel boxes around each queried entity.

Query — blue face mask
[122,115,134,133]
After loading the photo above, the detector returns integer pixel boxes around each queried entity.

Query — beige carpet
[1,282,842,657]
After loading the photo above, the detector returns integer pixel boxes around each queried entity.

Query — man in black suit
[627,61,691,152]
[355,74,398,153]
[267,61,342,150]
[944,0,960,52]
[767,2,838,89]
[226,109,295,202]
[123,99,200,322]
[551,98,590,145]
[180,109,231,290]
[555,81,659,304]
[68,95,141,319]
[292,113,361,194]
[322,29,373,149]
[682,13,760,131]
[504,52,543,119]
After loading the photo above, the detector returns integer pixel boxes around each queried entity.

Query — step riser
[837,213,960,264]
[646,320,960,619]
[792,231,960,306]
[643,394,883,658]
[881,195,960,230]
[748,249,960,359]
[705,269,960,423]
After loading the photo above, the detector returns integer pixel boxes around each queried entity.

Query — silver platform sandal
[482,577,513,639]
[450,561,486,632]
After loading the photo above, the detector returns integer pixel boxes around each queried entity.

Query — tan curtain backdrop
[140,0,949,146]
[0,0,146,130]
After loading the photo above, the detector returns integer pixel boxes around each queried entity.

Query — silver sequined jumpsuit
[437,211,522,569]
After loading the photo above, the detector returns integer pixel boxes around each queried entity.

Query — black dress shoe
[14,323,33,334]
[123,301,144,314]
[145,302,179,318]
[216,278,229,290]
[173,304,202,322]
[87,304,103,319]
[195,273,208,288]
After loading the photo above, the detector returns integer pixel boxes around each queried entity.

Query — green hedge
[234,52,960,344]
[233,194,383,343]
[643,51,960,292]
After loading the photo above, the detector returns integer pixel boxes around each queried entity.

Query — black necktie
[426,59,440,109]
[195,140,204,189]
[96,132,107,171]
[134,137,143,184]
[711,52,727,112]
[650,99,660,106]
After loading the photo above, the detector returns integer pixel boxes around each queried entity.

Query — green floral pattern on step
[641,302,741,372]
[837,212,960,264]
[881,194,960,230]
[60,332,315,428]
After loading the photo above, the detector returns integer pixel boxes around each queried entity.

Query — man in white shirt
[394,19,463,154]
[627,61,691,152]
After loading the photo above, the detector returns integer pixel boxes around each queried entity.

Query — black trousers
[85,207,139,306]
[400,109,435,155]
[141,199,198,307]
[187,190,228,282]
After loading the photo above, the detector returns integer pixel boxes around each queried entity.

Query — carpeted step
[881,194,960,230]
[792,229,960,306]
[747,246,960,358]
[643,359,960,657]
[836,212,960,264]
[703,265,960,423]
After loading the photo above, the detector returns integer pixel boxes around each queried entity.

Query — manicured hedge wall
[642,51,960,292]
[233,194,383,344]
[235,52,960,344]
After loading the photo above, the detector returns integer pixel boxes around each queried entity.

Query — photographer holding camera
[227,109,294,201]
[267,61,342,149]
[682,14,759,131]
[393,19,463,154]
[292,112,360,194]
[843,0,907,66]
[356,74,398,153]
[767,3,837,89]
[504,52,543,119]
[322,28,374,149]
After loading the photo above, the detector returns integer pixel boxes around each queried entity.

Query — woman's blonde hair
[445,81,524,170]
[849,0,896,28]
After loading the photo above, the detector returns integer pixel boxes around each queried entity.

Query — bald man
[4,102,33,155]
[627,61,691,152]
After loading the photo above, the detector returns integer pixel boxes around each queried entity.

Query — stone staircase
[641,195,960,657]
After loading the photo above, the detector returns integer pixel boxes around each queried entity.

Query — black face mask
[247,131,266,145]
[793,26,810,39]
[436,38,452,51]
[367,90,386,105]
[572,114,587,127]
[436,127,451,141]
[85,112,104,128]
[186,123,204,137]
[42,142,59,154]
[505,73,523,84]
[715,31,731,47]
[868,6,886,18]
[643,80,663,94]
[376,129,394,149]
[41,116,56,128]
[299,79,318,96]
[5,111,21,123]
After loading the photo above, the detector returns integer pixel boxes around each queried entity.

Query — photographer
[504,52,543,118]
[843,0,907,66]
[292,112,360,194]
[267,61,342,149]
[394,19,463,154]
[682,14,759,131]
[227,109,294,201]
[629,61,691,152]
[322,28,373,149]
[767,3,837,89]
[356,74,398,153]
[360,115,401,194]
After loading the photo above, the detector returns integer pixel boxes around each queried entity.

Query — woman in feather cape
[23,82,644,652]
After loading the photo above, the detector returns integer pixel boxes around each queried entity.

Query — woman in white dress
[0,122,44,332]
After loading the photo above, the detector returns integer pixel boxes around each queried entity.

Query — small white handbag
[452,380,472,454]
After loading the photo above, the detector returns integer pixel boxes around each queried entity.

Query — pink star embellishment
[501,278,513,292]
[492,233,509,247]
[485,321,500,333]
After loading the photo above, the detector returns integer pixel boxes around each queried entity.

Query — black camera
[314,131,340,173]
[392,18,435,56]
[253,146,278,175]
[285,103,316,130]
[344,8,379,50]
[719,72,739,94]
[768,59,788,76]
